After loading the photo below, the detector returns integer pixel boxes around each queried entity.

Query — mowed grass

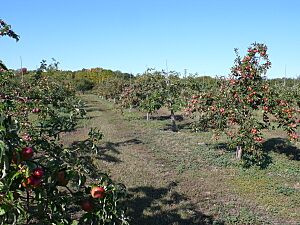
[64,94,300,225]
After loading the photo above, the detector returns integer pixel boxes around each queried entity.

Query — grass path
[63,94,300,225]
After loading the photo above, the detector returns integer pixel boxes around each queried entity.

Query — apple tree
[0,20,129,224]
[186,43,299,167]
[126,70,165,120]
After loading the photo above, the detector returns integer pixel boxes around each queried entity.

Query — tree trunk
[146,112,150,121]
[170,109,178,132]
[236,146,242,160]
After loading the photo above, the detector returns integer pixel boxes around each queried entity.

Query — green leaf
[0,203,10,216]
[0,60,8,71]
[0,207,6,216]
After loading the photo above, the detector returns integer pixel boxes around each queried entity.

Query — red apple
[289,132,299,140]
[262,98,268,102]
[263,106,269,112]
[32,108,40,113]
[251,128,258,134]
[22,176,41,188]
[31,177,42,187]
[81,199,94,212]
[91,186,106,199]
[21,147,33,160]
[22,133,32,142]
[33,167,44,178]
[254,137,264,143]
[230,79,236,85]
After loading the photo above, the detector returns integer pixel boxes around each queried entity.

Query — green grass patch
[77,94,300,224]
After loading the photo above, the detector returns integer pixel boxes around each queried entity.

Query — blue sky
[1,0,299,78]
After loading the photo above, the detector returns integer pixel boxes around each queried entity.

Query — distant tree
[75,78,94,93]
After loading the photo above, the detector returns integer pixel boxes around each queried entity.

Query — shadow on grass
[176,122,194,131]
[85,106,105,112]
[214,138,300,162]
[70,138,143,178]
[145,114,184,122]
[95,138,143,163]
[85,115,102,119]
[127,182,222,225]
[71,140,120,164]
[263,137,300,161]
[101,139,143,151]
[161,120,193,132]
[211,142,273,169]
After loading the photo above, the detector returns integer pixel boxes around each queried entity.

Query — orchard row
[92,43,300,167]
[0,20,129,224]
